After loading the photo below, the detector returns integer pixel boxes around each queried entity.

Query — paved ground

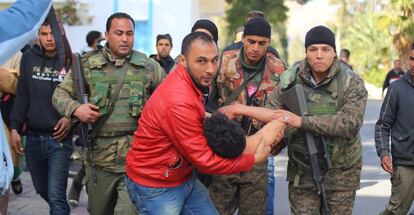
[6,99,412,215]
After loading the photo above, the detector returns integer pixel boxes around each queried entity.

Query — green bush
[362,69,385,88]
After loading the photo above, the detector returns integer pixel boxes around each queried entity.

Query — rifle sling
[91,63,130,140]
[222,69,263,106]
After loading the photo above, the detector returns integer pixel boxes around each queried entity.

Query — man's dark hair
[106,12,135,32]
[86,30,102,46]
[180,31,215,57]
[156,34,173,47]
[204,112,246,159]
[340,49,350,58]
[41,19,50,26]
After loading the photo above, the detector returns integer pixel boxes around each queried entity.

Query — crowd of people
[1,0,414,215]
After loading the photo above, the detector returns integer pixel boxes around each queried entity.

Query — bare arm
[245,119,286,154]
[219,104,276,123]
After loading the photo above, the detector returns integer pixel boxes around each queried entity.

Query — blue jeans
[266,156,275,215]
[25,134,72,215]
[127,174,219,215]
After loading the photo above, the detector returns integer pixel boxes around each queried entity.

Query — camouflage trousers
[208,161,268,215]
[379,165,414,215]
[289,183,356,215]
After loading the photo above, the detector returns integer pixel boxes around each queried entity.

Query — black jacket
[149,54,174,74]
[10,46,66,135]
[375,72,414,166]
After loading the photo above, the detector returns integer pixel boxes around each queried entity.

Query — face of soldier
[38,24,56,56]
[181,39,219,87]
[409,49,414,78]
[105,18,134,58]
[156,39,172,58]
[242,35,269,66]
[306,44,335,75]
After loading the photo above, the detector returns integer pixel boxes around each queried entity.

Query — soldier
[52,12,164,215]
[208,17,285,215]
[267,25,367,215]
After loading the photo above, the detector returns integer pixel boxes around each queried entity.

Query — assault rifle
[71,53,97,185]
[280,84,331,215]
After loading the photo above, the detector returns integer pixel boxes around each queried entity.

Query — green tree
[379,0,414,69]
[225,0,310,62]
[329,0,398,87]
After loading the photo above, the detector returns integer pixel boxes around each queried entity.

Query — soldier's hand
[381,155,393,174]
[10,129,23,156]
[273,110,302,128]
[253,137,271,164]
[53,117,71,141]
[73,103,100,123]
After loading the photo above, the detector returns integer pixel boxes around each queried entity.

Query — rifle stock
[280,84,330,215]
[72,53,97,185]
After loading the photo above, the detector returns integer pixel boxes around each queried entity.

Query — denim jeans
[25,134,72,215]
[266,156,275,215]
[127,174,219,215]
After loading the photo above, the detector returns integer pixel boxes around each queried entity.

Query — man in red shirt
[126,32,284,214]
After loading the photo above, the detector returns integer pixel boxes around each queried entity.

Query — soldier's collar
[103,46,131,66]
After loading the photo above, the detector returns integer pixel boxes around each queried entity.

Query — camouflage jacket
[214,48,285,135]
[52,47,164,172]
[266,58,368,190]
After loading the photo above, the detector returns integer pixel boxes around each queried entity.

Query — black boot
[68,164,85,207]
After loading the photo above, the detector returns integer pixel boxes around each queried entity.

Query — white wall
[64,0,200,57]
[152,0,198,57]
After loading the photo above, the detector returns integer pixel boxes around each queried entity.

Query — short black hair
[86,30,102,46]
[204,112,246,159]
[41,19,50,26]
[106,12,135,32]
[340,49,350,58]
[181,31,215,57]
[156,34,173,47]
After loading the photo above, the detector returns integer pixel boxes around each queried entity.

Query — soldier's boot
[69,165,85,207]
[68,181,82,207]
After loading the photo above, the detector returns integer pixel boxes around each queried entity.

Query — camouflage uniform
[266,59,367,215]
[208,48,285,215]
[52,47,164,215]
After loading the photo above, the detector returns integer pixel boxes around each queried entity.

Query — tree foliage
[225,0,310,62]
[330,0,414,86]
